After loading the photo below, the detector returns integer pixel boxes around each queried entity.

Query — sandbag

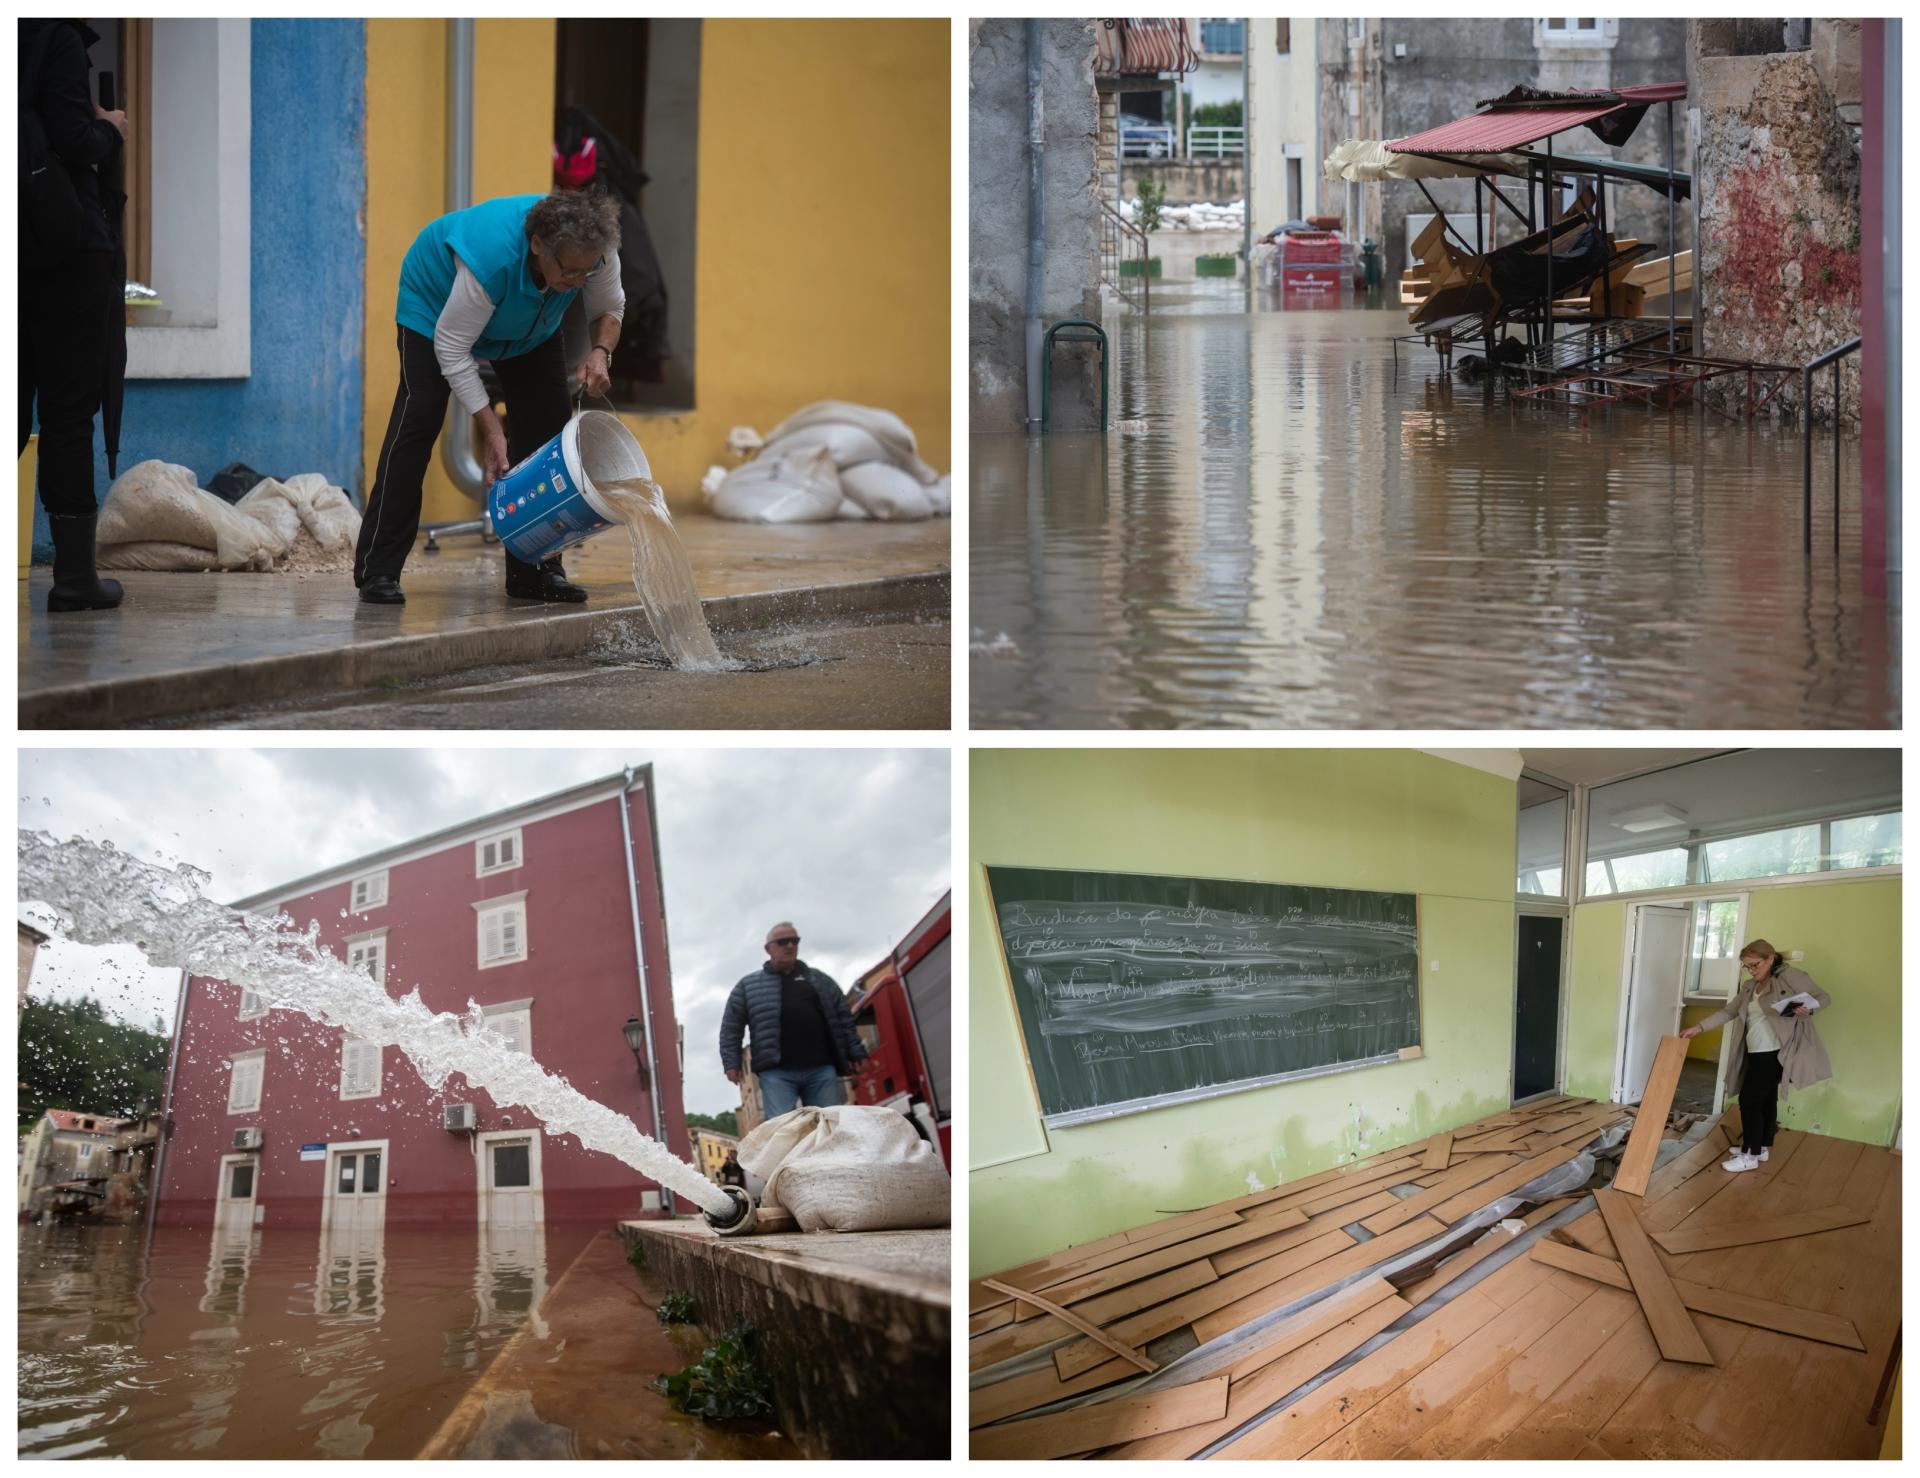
[98,460,279,569]
[284,473,360,552]
[840,461,935,521]
[759,401,935,482]
[735,1104,949,1233]
[705,446,843,523]
[97,541,222,572]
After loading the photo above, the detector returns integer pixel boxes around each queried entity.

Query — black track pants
[1739,1048,1782,1154]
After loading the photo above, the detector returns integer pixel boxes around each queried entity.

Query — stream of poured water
[596,477,734,672]
[17,831,734,1219]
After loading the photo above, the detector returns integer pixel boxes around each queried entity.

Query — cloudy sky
[18,747,950,1115]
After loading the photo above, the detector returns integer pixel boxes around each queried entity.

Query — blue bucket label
[487,427,611,563]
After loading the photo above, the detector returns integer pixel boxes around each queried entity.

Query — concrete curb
[21,571,950,729]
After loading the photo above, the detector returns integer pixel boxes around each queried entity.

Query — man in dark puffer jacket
[720,921,867,1120]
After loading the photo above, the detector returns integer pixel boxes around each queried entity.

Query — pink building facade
[152,770,690,1231]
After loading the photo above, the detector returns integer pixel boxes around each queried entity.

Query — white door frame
[473,1128,544,1224]
[1611,901,1692,1102]
[320,1137,391,1223]
[215,1150,262,1223]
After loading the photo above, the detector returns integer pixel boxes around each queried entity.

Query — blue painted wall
[32,19,367,557]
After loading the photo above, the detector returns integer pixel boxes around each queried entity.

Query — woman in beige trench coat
[1681,937,1834,1173]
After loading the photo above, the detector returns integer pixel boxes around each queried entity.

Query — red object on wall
[848,892,951,1165]
[151,774,689,1230]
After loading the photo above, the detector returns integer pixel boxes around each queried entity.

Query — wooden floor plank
[1481,1291,1665,1458]
[970,1260,1217,1371]
[1211,1276,1403,1384]
[1613,1036,1688,1196]
[1006,1210,1306,1322]
[1102,1294,1412,1459]
[1393,1198,1571,1307]
[1241,1157,1424,1222]
[1051,1229,1357,1380]
[969,1353,1137,1429]
[1423,1132,1452,1172]
[1531,1241,1866,1349]
[1592,1188,1712,1364]
[981,1278,1158,1373]
[1429,1142,1587,1223]
[1398,1285,1639,1458]
[1359,1152,1523,1235]
[1300,1273,1580,1459]
[1184,1215,1447,1348]
[971,1209,1245,1314]
[970,1374,1230,1460]
[1209,1194,1400,1276]
[1649,1204,1872,1256]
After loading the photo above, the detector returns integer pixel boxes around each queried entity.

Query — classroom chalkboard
[985,865,1422,1127]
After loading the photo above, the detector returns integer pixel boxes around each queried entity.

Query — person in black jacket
[719,922,868,1120]
[18,19,127,611]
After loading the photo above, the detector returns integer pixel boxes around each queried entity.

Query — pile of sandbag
[701,401,952,523]
[734,1104,949,1233]
[97,461,361,572]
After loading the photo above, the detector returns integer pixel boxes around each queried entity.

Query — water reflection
[18,1219,589,1458]
[970,300,1898,728]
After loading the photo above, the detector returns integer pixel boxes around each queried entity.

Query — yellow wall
[363,20,558,524]
[363,18,949,521]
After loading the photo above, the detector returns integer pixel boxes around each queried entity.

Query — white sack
[98,460,278,569]
[704,446,843,523]
[759,401,935,482]
[840,461,936,521]
[735,1104,949,1233]
[284,473,361,552]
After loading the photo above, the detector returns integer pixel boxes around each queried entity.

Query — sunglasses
[770,936,800,947]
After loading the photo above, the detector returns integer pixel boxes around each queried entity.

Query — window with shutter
[350,870,388,912]
[228,1051,264,1114]
[481,1004,534,1057]
[474,896,528,968]
[340,1036,380,1099]
[238,988,265,1019]
[476,829,524,878]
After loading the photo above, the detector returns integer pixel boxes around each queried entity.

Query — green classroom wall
[969,749,1521,1277]
[1561,877,1901,1145]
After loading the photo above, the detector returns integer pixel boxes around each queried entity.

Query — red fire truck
[847,891,951,1166]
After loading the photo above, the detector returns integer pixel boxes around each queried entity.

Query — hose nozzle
[703,1184,757,1237]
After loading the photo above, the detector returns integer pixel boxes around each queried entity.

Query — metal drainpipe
[143,968,191,1251]
[438,20,488,499]
[1665,100,1676,353]
[1885,21,1903,580]
[618,770,673,1216]
[1024,18,1046,431]
[1241,27,1251,275]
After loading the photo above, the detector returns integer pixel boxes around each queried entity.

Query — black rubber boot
[504,552,588,604]
[358,576,405,605]
[46,513,123,612]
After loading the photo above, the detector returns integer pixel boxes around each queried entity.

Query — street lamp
[622,1016,651,1091]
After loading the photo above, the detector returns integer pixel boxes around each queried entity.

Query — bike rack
[1040,320,1110,432]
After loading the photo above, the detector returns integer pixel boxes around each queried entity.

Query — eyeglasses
[770,937,800,948]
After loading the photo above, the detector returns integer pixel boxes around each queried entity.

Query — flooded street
[971,289,1898,728]
[18,1218,592,1459]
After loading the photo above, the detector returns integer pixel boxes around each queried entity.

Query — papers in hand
[1769,992,1820,1016]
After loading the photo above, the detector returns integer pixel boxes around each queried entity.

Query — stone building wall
[1690,22,1863,422]
[969,19,1104,433]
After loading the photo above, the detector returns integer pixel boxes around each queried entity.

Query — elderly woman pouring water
[354,190,624,605]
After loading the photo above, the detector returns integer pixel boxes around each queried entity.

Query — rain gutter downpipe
[618,770,675,1218]
[439,20,488,500]
[1024,19,1045,431]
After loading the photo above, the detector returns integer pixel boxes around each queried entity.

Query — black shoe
[359,575,405,605]
[505,556,588,604]
[46,513,124,612]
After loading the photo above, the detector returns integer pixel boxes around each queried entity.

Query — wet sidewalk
[418,1230,800,1460]
[617,1220,950,1459]
[19,514,948,728]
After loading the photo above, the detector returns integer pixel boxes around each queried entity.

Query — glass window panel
[1686,899,1741,997]
[1517,789,1569,898]
[231,1163,254,1198]
[1831,812,1901,869]
[337,1158,356,1194]
[492,1143,531,1188]
[362,1153,381,1194]
[1584,847,1687,896]
[1701,824,1822,882]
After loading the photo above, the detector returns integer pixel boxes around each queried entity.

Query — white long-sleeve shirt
[433,252,625,415]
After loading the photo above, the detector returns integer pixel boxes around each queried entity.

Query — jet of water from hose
[17,830,734,1219]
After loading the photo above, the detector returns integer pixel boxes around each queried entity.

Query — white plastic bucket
[486,410,651,563]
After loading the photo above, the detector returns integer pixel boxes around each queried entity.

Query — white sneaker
[1722,1151,1760,1172]
[1758,1148,1770,1162]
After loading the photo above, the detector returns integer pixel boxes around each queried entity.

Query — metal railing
[1120,124,1175,158]
[1186,125,1244,157]
[1099,197,1150,313]
[1802,337,1861,555]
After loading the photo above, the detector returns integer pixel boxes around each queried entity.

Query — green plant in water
[652,1321,774,1423]
[624,1237,648,1274]
[656,1289,698,1325]
[1134,174,1166,235]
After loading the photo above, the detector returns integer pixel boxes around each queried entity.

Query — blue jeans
[759,1064,844,1119]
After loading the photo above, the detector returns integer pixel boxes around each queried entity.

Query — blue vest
[395,194,579,362]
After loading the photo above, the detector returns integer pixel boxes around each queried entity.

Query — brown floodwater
[17,1217,592,1459]
[970,288,1898,729]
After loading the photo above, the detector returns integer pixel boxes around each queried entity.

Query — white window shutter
[501,908,520,956]
[501,834,517,867]
[482,841,498,872]
[504,1010,531,1056]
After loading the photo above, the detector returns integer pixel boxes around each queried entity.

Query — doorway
[1613,903,1691,1102]
[215,1151,260,1224]
[321,1140,389,1230]
[1513,913,1564,1102]
[476,1130,543,1226]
